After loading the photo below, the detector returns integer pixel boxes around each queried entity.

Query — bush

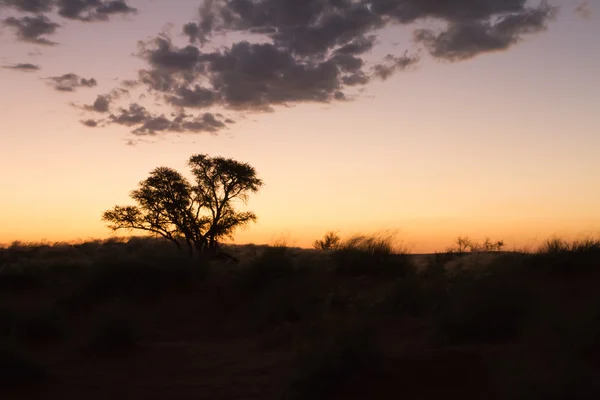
[236,245,297,290]
[331,233,412,278]
[530,237,600,273]
[313,231,341,251]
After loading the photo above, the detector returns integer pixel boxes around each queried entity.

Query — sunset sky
[1,0,598,252]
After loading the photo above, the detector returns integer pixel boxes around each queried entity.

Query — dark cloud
[81,118,99,127]
[373,52,419,80]
[2,62,40,71]
[576,1,592,19]
[108,103,227,135]
[133,113,227,135]
[414,4,556,61]
[1,0,137,43]
[133,0,555,119]
[47,73,97,91]
[110,103,150,126]
[86,94,111,112]
[78,0,560,138]
[56,0,137,22]
[135,37,376,112]
[3,15,60,45]
[192,0,558,61]
[0,0,53,13]
[167,85,217,108]
[120,79,139,88]
[78,87,128,113]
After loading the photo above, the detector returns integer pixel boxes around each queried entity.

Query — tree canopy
[102,154,263,256]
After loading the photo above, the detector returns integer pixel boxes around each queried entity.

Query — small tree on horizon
[102,154,263,257]
[314,231,342,251]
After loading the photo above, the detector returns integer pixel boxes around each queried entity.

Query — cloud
[78,0,561,138]
[85,94,111,112]
[80,119,99,127]
[1,1,137,44]
[2,63,40,71]
[56,0,137,22]
[576,0,592,19]
[134,36,380,112]
[192,0,558,61]
[77,87,129,113]
[131,0,557,113]
[3,15,61,45]
[373,52,419,80]
[131,112,226,135]
[107,102,228,135]
[47,73,97,91]
[0,0,53,13]
[414,4,556,61]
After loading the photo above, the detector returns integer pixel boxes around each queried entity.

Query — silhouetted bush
[331,233,412,278]
[530,237,600,273]
[236,245,297,289]
[313,231,341,251]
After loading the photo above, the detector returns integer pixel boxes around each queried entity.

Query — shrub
[331,233,412,278]
[531,237,600,273]
[236,245,297,290]
[313,231,341,251]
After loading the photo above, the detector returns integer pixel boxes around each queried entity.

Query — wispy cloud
[47,73,97,91]
[2,63,40,71]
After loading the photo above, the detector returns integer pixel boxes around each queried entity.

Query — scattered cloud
[0,0,53,13]
[2,1,563,139]
[373,52,419,80]
[3,15,60,45]
[80,119,99,127]
[576,0,593,19]
[108,102,228,135]
[413,4,557,61]
[1,0,137,44]
[47,73,97,91]
[56,0,137,22]
[2,62,40,71]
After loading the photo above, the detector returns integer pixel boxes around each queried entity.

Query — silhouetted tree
[314,231,341,250]
[102,154,263,257]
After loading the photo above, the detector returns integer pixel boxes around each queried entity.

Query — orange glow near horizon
[1,2,599,254]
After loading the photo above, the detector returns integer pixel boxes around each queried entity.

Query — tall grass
[331,232,412,277]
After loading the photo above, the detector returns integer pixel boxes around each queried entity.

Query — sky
[0,0,599,253]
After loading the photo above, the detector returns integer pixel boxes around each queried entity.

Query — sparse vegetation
[313,231,341,251]
[331,232,413,277]
[0,234,599,399]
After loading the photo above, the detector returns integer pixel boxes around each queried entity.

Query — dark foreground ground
[1,238,599,399]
